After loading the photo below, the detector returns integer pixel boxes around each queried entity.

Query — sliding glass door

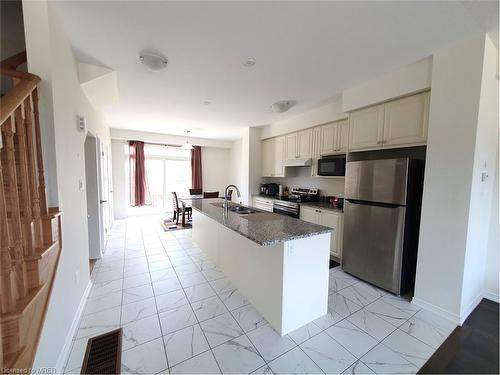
[144,145,191,213]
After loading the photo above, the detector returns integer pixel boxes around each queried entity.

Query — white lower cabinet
[300,206,343,259]
[252,197,274,212]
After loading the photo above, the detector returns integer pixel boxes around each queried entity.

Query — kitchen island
[191,198,331,335]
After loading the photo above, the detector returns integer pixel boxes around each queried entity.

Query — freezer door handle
[346,199,402,209]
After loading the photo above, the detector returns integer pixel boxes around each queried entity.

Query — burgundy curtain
[191,146,202,190]
[129,141,150,206]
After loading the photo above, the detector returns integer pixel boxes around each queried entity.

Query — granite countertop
[190,198,332,246]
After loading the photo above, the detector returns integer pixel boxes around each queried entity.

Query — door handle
[100,200,107,204]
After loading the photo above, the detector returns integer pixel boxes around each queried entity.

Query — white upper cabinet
[320,123,336,155]
[348,91,430,151]
[311,127,322,176]
[349,104,385,150]
[285,134,297,160]
[382,91,429,147]
[336,119,349,153]
[273,136,286,177]
[320,120,349,156]
[297,129,312,158]
[261,138,274,177]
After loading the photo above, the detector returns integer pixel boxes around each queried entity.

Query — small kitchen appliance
[318,156,346,176]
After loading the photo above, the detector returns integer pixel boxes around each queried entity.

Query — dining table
[179,195,203,226]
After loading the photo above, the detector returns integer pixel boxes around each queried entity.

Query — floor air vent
[81,328,122,374]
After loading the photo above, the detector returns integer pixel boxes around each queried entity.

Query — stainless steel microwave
[318,157,346,176]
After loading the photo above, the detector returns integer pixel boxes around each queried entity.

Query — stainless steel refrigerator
[342,157,425,295]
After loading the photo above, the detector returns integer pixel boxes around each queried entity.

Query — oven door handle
[273,205,298,214]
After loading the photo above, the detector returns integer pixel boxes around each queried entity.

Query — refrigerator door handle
[346,199,403,209]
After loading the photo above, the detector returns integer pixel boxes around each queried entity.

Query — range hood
[282,158,312,167]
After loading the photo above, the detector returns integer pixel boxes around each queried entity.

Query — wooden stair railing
[0,51,63,371]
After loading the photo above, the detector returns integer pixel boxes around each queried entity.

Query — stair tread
[1,285,46,322]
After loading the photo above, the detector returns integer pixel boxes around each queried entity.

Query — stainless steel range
[273,187,319,218]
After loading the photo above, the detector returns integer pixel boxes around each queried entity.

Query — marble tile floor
[63,216,456,374]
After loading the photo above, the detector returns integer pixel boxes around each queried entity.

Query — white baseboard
[484,291,500,303]
[459,293,483,325]
[55,280,93,373]
[411,297,461,325]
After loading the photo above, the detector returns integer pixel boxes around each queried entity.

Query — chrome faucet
[223,184,241,213]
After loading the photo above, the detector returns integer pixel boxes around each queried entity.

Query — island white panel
[282,233,330,333]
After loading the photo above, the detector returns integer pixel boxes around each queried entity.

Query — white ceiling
[53,1,498,140]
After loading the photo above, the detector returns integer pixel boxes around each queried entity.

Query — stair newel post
[14,106,34,257]
[31,88,47,219]
[0,137,15,315]
[2,117,28,299]
[23,95,43,251]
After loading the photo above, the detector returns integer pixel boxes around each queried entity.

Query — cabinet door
[318,210,341,258]
[285,134,297,159]
[311,128,321,176]
[349,104,384,150]
[297,129,312,158]
[274,136,286,177]
[383,92,429,147]
[336,119,349,153]
[320,123,336,155]
[261,138,274,177]
[299,206,318,224]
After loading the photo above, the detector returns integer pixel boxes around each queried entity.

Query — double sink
[210,201,257,215]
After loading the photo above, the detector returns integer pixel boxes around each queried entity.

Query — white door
[285,134,297,160]
[299,206,318,224]
[262,138,274,177]
[349,104,385,150]
[320,123,336,155]
[336,120,349,153]
[96,137,107,253]
[273,136,286,177]
[297,129,312,158]
[318,210,341,258]
[383,92,429,147]
[84,134,102,259]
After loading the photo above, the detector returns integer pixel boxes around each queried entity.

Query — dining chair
[189,188,203,195]
[171,192,192,225]
[203,191,219,198]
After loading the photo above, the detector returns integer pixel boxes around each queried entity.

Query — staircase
[0,52,62,370]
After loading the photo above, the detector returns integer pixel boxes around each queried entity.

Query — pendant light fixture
[181,130,194,150]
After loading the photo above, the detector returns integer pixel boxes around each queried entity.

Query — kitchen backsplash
[262,167,345,197]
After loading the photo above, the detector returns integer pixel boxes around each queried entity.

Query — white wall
[484,147,499,301]
[342,57,433,112]
[201,146,230,195]
[413,34,498,324]
[111,128,232,149]
[264,169,345,197]
[461,35,499,312]
[111,139,129,219]
[24,0,111,369]
[260,99,346,139]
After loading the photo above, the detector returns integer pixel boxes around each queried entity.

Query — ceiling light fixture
[243,57,256,67]
[181,130,194,150]
[139,51,168,72]
[203,100,212,106]
[270,100,296,113]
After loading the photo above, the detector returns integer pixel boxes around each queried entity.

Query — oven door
[318,157,346,176]
[273,205,299,218]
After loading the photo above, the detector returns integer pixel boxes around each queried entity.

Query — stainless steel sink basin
[229,206,257,214]
[210,202,256,214]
